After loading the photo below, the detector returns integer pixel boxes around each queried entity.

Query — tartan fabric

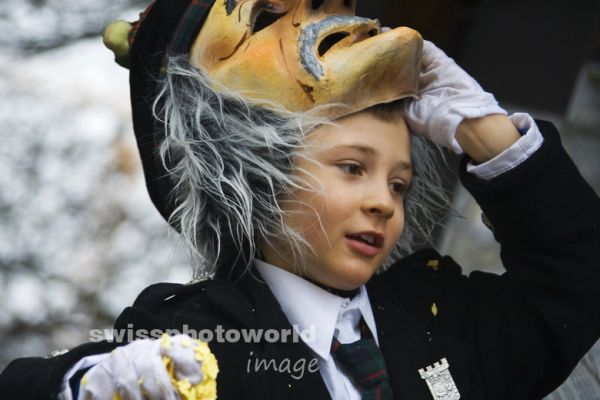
[331,336,393,400]
[169,0,215,55]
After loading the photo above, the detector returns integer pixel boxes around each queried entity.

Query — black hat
[128,0,216,223]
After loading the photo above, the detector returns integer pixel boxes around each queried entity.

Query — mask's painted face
[190,0,422,118]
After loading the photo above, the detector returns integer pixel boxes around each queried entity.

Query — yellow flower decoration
[427,259,439,270]
[431,302,439,317]
[161,334,219,400]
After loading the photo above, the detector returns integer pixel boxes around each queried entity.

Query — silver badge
[418,358,460,400]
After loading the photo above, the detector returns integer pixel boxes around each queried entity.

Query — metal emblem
[418,358,460,400]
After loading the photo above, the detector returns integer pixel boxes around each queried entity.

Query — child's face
[262,111,412,289]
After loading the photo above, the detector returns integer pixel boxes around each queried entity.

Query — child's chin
[331,269,378,290]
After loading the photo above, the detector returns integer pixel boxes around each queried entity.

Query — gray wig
[154,56,449,280]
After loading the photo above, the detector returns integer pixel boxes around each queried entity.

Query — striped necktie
[331,336,393,400]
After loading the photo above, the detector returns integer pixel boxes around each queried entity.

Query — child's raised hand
[404,40,507,153]
[77,334,218,400]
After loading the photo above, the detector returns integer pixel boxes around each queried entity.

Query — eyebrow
[324,144,413,171]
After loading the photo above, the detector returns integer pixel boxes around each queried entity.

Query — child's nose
[360,190,395,219]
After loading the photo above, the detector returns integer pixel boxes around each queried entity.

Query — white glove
[77,334,218,400]
[404,40,507,153]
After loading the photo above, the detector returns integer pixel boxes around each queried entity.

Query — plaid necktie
[331,336,393,400]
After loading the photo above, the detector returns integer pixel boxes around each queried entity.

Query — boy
[1,0,599,399]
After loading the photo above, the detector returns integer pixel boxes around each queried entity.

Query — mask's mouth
[318,32,351,56]
[317,26,380,57]
[299,15,381,80]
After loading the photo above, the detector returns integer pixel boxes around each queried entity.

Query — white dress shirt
[255,259,378,400]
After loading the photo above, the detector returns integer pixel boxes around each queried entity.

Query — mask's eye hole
[226,0,237,15]
[312,0,325,10]
[343,0,352,7]
[253,8,286,33]
[252,1,287,34]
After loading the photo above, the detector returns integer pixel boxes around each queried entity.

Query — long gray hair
[154,56,449,280]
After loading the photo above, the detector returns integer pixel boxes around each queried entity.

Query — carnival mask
[190,0,423,118]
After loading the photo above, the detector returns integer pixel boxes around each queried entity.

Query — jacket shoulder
[115,278,257,332]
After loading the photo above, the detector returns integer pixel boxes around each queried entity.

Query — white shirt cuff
[57,353,110,400]
[466,113,544,180]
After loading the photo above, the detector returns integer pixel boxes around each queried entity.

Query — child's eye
[389,181,407,195]
[338,162,364,176]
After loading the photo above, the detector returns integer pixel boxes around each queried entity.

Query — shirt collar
[254,259,379,359]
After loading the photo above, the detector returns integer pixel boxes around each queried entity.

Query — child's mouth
[345,233,383,257]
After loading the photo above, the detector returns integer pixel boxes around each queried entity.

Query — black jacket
[2,121,600,399]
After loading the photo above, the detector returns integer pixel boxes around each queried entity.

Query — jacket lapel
[367,274,437,399]
[210,268,331,400]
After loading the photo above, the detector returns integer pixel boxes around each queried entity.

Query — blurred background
[0,0,598,398]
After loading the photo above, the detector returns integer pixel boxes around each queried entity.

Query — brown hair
[364,99,406,122]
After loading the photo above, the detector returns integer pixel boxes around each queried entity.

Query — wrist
[456,114,521,163]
